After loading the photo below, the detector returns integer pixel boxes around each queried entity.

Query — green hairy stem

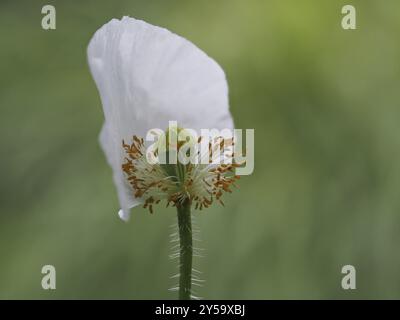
[176,199,192,300]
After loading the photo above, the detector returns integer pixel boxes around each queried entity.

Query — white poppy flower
[87,16,235,221]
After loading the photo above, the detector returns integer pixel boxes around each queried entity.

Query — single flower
[88,16,235,221]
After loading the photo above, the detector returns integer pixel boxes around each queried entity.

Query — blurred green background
[1,0,400,299]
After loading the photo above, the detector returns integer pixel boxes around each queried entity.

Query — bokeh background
[1,0,399,299]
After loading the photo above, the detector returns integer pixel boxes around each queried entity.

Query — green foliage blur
[1,0,399,299]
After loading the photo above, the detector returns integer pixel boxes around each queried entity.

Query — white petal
[88,16,234,216]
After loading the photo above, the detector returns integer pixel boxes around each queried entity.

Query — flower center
[121,130,242,213]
